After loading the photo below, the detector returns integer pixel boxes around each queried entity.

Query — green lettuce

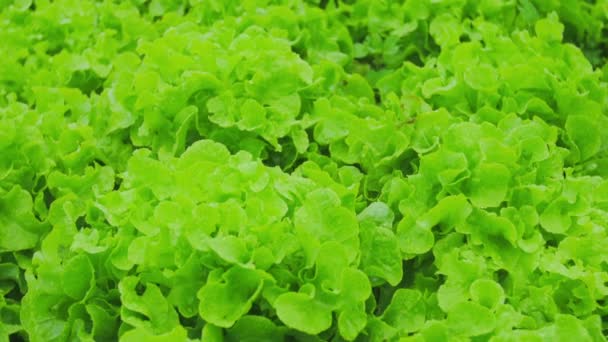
[0,0,607,341]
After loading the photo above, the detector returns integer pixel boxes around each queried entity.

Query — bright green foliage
[1,0,608,341]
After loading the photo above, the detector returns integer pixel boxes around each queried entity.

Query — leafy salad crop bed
[1,0,608,341]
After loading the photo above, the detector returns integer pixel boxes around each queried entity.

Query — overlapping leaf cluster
[1,0,608,341]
